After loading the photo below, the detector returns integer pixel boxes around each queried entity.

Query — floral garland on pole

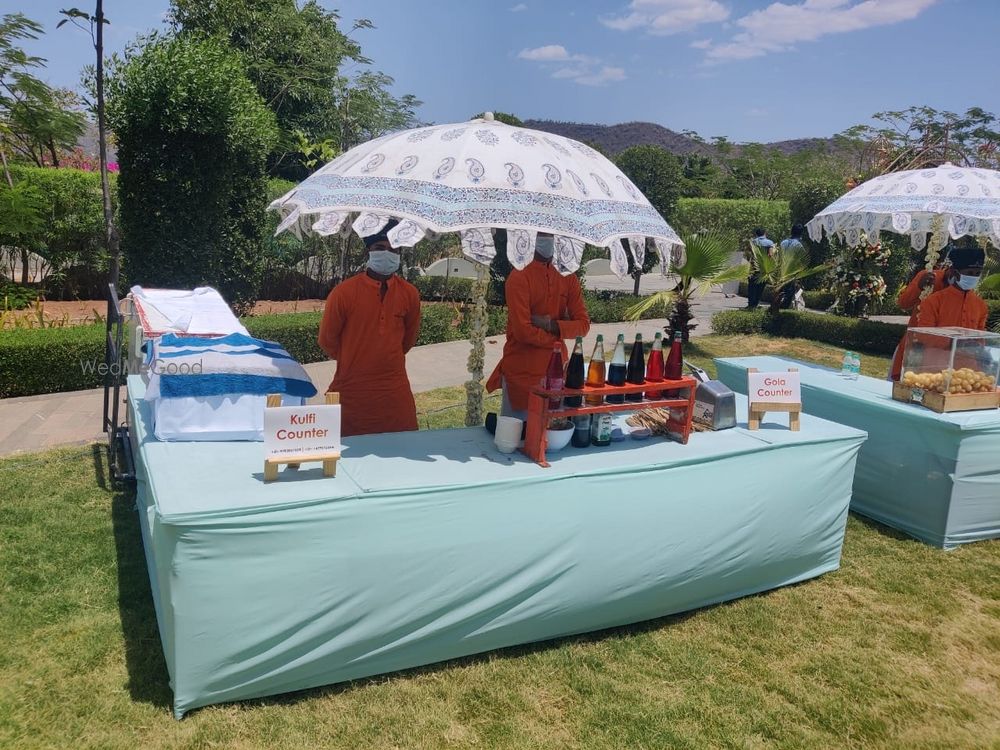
[918,214,948,302]
[831,233,890,317]
[464,261,489,426]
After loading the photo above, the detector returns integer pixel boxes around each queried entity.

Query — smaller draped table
[715,355,1000,549]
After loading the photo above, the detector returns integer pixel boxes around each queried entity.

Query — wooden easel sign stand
[263,392,342,481]
[747,368,801,431]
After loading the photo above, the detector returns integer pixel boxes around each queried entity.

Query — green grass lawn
[1,334,998,749]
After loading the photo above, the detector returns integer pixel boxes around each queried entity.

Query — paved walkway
[3,288,871,456]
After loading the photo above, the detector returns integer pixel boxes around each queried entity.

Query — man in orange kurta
[915,248,989,330]
[486,234,591,419]
[897,245,989,375]
[889,265,948,380]
[318,223,421,436]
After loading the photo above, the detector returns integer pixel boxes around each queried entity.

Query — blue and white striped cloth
[149,333,318,399]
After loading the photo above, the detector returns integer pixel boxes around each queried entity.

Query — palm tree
[625,232,747,341]
[748,243,829,314]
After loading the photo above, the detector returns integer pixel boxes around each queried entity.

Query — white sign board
[748,371,801,404]
[264,404,341,460]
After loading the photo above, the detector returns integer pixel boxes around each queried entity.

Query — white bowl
[545,425,575,452]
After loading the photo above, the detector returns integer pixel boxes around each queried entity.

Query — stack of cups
[494,416,523,454]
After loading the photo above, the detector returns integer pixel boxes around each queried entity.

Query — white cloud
[518,44,572,61]
[690,38,712,49]
[517,44,622,86]
[552,67,588,79]
[510,3,528,11]
[574,66,627,86]
[704,0,940,62]
[602,0,730,35]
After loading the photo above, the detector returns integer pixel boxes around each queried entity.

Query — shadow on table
[93,444,173,710]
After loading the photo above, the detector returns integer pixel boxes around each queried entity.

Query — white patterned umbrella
[269,113,683,278]
[807,163,1000,250]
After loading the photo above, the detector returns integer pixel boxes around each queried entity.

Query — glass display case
[895,327,1000,412]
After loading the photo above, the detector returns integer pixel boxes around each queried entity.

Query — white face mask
[952,273,980,291]
[535,236,554,259]
[367,249,400,276]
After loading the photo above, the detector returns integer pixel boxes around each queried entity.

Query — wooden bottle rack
[522,376,698,467]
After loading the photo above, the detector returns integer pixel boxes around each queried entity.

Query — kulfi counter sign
[263,393,342,480]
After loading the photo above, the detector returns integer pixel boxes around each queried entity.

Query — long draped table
[715,356,1000,549]
[126,375,866,718]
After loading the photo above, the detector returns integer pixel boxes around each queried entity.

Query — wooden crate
[891,382,1000,413]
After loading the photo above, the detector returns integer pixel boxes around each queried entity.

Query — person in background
[778,224,806,309]
[745,227,775,310]
[486,233,591,421]
[888,253,950,380]
[318,220,422,436]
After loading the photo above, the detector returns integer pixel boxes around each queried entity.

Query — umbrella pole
[464,262,489,426]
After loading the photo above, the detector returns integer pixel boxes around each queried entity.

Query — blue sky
[14,0,1000,142]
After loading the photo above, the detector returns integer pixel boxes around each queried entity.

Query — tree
[614,145,682,295]
[338,70,421,152]
[0,13,82,283]
[839,106,1000,177]
[58,5,120,291]
[109,35,278,313]
[625,232,747,341]
[169,0,419,177]
[748,243,828,315]
[6,86,85,167]
[471,111,522,126]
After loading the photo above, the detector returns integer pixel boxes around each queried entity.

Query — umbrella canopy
[807,163,1000,250]
[269,114,683,277]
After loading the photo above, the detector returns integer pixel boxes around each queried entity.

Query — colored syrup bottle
[571,415,591,448]
[606,334,627,404]
[564,336,585,407]
[544,343,564,410]
[585,335,606,406]
[645,332,665,399]
[664,329,683,396]
[625,333,645,402]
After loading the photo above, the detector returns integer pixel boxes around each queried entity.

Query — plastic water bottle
[850,352,861,380]
[841,350,853,378]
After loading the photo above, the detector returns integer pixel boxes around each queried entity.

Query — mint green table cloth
[715,356,1000,549]
[126,375,865,718]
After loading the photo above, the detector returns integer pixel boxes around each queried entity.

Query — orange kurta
[318,273,421,437]
[915,283,988,329]
[486,260,591,411]
[895,283,990,375]
[890,269,948,380]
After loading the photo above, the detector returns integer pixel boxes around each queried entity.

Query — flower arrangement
[831,233,890,317]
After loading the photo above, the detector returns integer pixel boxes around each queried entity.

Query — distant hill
[523,119,838,158]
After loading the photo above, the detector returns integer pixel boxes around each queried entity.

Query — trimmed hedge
[1,285,675,396]
[673,198,790,245]
[243,312,324,364]
[711,309,905,355]
[0,324,106,398]
[412,276,475,302]
[0,304,501,397]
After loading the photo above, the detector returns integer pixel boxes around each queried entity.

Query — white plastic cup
[494,416,523,453]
